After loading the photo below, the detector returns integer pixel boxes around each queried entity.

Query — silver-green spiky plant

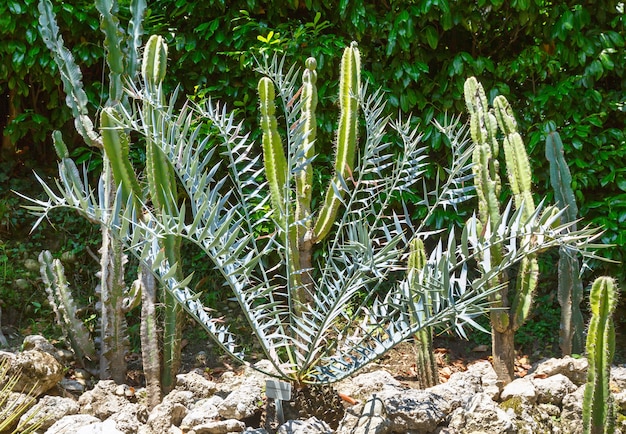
[39,250,97,364]
[464,77,540,384]
[545,124,585,355]
[583,276,618,434]
[21,45,604,386]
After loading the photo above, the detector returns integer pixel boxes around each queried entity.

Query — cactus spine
[408,239,438,388]
[39,250,97,364]
[259,42,361,308]
[545,126,585,355]
[464,77,538,384]
[583,276,618,434]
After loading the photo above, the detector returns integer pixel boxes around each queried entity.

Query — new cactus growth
[464,77,538,384]
[408,239,438,388]
[545,125,584,355]
[39,250,97,364]
[583,276,618,434]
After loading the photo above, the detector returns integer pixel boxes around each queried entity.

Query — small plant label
[265,379,292,424]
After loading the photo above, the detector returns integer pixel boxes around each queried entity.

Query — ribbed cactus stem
[408,238,438,388]
[296,57,318,237]
[583,276,618,434]
[259,77,289,225]
[494,96,534,220]
[464,77,500,233]
[100,107,142,206]
[313,41,360,242]
[39,250,97,363]
[546,128,584,355]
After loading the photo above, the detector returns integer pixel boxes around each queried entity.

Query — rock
[3,349,64,396]
[78,380,134,419]
[217,378,264,420]
[192,418,246,433]
[337,394,388,434]
[180,396,222,430]
[147,401,188,433]
[500,377,537,404]
[277,417,333,434]
[560,385,585,434]
[448,392,515,433]
[45,414,102,434]
[337,370,403,402]
[467,360,501,399]
[107,402,148,434]
[75,418,126,434]
[381,389,450,433]
[60,378,86,394]
[532,373,576,405]
[22,335,75,365]
[533,356,588,386]
[175,371,217,399]
[0,392,37,433]
[427,363,486,411]
[18,395,79,432]
[612,366,626,390]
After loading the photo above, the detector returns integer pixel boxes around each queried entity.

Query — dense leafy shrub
[150,0,625,275]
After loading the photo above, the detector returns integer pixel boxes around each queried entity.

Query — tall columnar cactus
[141,34,182,394]
[258,42,360,307]
[464,77,538,384]
[545,126,584,355]
[408,239,438,388]
[39,250,97,364]
[38,0,146,384]
[583,276,618,434]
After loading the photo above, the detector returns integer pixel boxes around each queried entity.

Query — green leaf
[424,26,438,49]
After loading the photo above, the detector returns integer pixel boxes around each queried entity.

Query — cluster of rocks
[2,335,626,433]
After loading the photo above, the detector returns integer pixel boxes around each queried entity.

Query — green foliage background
[0,0,624,336]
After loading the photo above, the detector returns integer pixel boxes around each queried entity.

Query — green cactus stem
[464,77,538,385]
[39,250,97,364]
[313,41,360,242]
[408,239,438,388]
[583,276,618,434]
[545,127,584,355]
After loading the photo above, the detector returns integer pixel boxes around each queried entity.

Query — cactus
[38,0,146,384]
[545,125,585,355]
[141,34,182,394]
[408,239,438,388]
[259,42,361,307]
[583,276,618,434]
[38,250,97,364]
[464,77,538,384]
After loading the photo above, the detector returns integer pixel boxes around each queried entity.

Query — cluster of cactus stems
[38,250,98,364]
[101,34,183,400]
[464,77,538,384]
[545,125,585,355]
[38,0,181,404]
[583,276,618,434]
[407,238,438,388]
[37,0,143,385]
[258,42,360,309]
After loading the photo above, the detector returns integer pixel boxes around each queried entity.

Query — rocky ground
[2,334,626,434]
